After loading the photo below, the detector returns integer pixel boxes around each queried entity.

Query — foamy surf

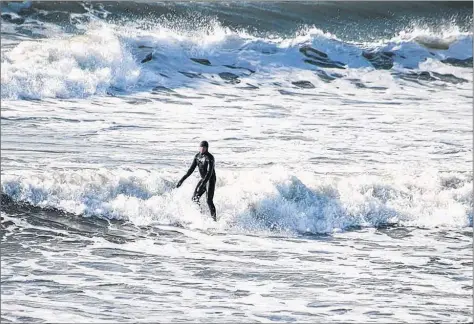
[1,16,472,99]
[2,168,471,234]
[1,2,472,323]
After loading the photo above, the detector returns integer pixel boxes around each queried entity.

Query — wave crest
[1,22,141,99]
[2,168,471,234]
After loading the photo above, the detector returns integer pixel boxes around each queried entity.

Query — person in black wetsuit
[176,141,217,221]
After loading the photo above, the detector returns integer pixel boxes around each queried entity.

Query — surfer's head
[199,140,209,153]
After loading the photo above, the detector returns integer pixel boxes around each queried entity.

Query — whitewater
[1,1,472,323]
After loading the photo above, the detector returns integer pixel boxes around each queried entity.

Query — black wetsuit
[178,152,216,221]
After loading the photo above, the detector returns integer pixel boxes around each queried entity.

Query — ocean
[1,1,473,322]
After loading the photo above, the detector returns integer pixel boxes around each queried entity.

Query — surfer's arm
[177,156,197,187]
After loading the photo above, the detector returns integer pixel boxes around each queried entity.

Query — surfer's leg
[192,180,206,205]
[206,179,216,221]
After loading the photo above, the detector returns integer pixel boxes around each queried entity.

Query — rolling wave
[2,168,472,234]
[1,1,472,99]
[1,19,472,100]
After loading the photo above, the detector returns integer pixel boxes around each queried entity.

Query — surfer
[176,141,217,221]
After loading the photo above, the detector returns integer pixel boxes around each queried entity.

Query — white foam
[2,168,471,234]
[1,20,471,99]
[1,22,141,99]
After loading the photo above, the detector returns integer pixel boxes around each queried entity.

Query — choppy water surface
[1,1,472,322]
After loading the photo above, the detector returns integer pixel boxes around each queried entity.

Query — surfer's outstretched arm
[176,156,197,187]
